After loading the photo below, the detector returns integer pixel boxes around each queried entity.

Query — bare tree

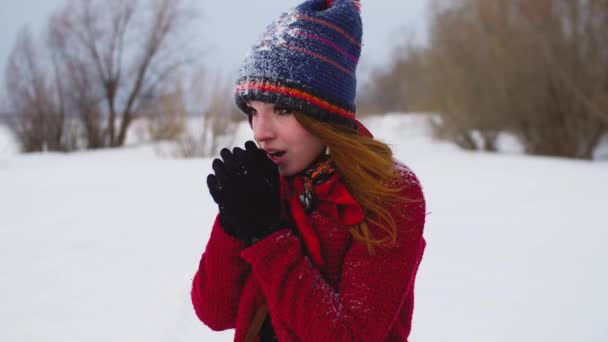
[145,81,187,141]
[357,32,432,116]
[509,0,608,158]
[391,0,608,158]
[363,0,608,158]
[174,68,242,158]
[52,0,199,147]
[4,0,201,152]
[5,27,66,151]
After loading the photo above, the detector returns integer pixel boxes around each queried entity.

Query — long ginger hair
[294,113,408,253]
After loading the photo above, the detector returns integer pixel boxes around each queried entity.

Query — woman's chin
[278,164,301,177]
[278,167,293,177]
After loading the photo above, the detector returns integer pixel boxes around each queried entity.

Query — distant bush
[365,0,608,159]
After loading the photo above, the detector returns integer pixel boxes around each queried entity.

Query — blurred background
[1,0,607,341]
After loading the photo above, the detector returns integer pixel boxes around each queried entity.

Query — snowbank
[1,113,607,342]
[0,124,18,157]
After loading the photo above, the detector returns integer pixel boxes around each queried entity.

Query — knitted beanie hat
[234,0,362,129]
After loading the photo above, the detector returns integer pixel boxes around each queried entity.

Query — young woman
[191,1,426,341]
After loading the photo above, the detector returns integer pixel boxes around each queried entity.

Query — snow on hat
[234,0,362,129]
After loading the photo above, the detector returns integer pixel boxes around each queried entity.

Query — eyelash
[247,106,292,116]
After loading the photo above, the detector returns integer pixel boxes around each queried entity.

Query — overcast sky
[0,0,430,89]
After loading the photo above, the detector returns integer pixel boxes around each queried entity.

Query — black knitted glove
[207,141,283,243]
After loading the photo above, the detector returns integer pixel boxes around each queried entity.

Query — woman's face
[248,101,325,177]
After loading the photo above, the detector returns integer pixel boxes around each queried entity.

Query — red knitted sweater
[191,164,426,341]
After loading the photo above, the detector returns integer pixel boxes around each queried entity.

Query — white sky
[0,0,430,90]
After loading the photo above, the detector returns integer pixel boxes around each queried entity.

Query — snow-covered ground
[1,114,607,342]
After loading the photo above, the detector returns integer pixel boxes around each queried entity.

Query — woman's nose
[253,114,276,143]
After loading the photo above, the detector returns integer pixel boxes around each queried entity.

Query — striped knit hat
[234,0,362,129]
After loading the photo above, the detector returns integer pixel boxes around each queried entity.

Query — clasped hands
[207,141,285,244]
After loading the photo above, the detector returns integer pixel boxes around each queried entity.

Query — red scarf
[280,157,365,267]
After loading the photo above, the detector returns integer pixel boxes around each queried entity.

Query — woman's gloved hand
[206,141,283,244]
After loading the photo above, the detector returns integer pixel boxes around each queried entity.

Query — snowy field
[1,115,607,342]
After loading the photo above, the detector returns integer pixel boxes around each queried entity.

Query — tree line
[2,0,226,153]
[360,0,608,159]
[5,0,607,159]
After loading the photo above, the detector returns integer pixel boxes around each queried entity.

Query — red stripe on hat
[235,82,355,120]
[282,44,354,77]
[295,14,361,47]
[256,41,354,76]
[292,30,359,63]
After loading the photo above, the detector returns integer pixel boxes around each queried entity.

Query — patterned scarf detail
[280,154,364,267]
[298,154,335,213]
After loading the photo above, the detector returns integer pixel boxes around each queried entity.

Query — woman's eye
[275,107,292,115]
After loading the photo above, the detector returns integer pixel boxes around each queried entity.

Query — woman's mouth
[266,150,286,164]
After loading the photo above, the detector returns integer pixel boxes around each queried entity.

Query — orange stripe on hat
[235,82,355,120]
